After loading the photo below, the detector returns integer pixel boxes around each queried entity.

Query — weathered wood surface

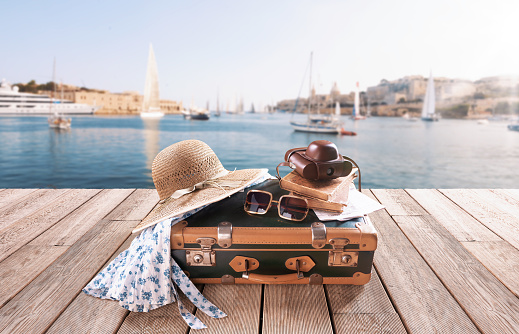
[0,188,518,333]
[407,189,519,297]
[367,190,479,333]
[327,269,407,333]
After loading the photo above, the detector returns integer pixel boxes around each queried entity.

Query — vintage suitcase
[171,179,377,285]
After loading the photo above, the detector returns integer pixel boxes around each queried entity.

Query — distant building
[367,75,475,104]
[437,79,475,101]
[53,88,182,114]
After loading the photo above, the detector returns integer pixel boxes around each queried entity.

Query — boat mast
[51,58,57,116]
[308,52,313,116]
[354,82,360,118]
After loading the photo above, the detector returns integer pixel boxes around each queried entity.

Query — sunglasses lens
[279,196,308,221]
[245,191,272,214]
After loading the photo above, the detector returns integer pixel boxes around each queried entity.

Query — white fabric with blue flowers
[83,173,272,329]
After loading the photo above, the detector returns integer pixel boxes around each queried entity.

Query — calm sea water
[0,113,518,189]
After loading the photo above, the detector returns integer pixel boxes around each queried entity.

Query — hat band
[161,170,243,203]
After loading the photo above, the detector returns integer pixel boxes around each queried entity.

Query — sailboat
[140,44,164,118]
[48,59,71,129]
[351,82,366,120]
[214,92,221,117]
[421,72,439,121]
[290,52,342,134]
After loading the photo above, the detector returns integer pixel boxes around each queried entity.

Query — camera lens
[326,168,334,176]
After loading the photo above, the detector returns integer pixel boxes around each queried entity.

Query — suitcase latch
[186,237,216,266]
[217,221,232,248]
[311,222,327,248]
[328,238,359,267]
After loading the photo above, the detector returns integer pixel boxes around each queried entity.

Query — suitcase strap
[240,256,308,283]
[243,272,302,283]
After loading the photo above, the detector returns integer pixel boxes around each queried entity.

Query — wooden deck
[0,188,518,333]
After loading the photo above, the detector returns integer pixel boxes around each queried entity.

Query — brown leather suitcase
[171,180,377,285]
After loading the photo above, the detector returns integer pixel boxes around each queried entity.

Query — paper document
[314,185,385,221]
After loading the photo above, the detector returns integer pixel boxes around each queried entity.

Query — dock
[0,188,518,333]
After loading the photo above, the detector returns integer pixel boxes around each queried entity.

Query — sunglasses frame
[244,190,309,222]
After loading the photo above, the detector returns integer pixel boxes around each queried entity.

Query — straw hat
[133,140,268,233]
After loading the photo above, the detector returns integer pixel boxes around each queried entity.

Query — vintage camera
[284,140,353,180]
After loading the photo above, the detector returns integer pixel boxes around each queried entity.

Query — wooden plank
[440,189,519,250]
[371,189,428,216]
[263,285,333,334]
[104,189,159,222]
[407,189,519,297]
[327,268,406,334]
[362,189,479,333]
[497,189,519,201]
[475,189,519,221]
[0,189,69,231]
[406,189,501,242]
[0,219,138,334]
[0,190,159,334]
[0,245,64,308]
[0,189,134,308]
[29,189,134,247]
[394,214,519,333]
[47,233,138,334]
[0,189,101,262]
[0,189,36,212]
[194,284,262,334]
[463,241,519,298]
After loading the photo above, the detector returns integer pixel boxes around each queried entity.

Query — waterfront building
[46,88,182,115]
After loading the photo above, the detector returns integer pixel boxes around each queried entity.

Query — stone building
[58,89,182,115]
[367,75,475,104]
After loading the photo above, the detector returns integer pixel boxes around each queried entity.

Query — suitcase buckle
[311,222,327,248]
[328,238,359,267]
[186,237,216,266]
[217,221,232,248]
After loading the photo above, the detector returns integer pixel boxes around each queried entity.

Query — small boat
[508,124,519,132]
[403,113,418,122]
[291,116,343,134]
[421,72,439,121]
[47,59,72,129]
[183,106,210,120]
[340,128,357,136]
[48,115,71,129]
[190,108,210,120]
[140,44,164,118]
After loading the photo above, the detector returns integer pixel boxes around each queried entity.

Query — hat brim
[133,168,268,233]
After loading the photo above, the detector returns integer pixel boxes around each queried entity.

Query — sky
[2,0,519,109]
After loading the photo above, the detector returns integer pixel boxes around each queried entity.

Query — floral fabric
[83,215,225,329]
[83,173,273,329]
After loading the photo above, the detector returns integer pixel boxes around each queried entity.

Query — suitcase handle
[242,272,303,283]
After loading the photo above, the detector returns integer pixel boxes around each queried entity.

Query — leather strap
[276,161,293,180]
[343,155,361,191]
[243,272,302,283]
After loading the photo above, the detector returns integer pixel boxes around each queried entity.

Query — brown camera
[283,140,353,180]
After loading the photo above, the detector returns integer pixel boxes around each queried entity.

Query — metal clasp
[186,237,216,266]
[311,222,326,248]
[328,238,359,267]
[217,221,232,248]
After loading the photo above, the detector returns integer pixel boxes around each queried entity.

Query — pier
[0,188,518,333]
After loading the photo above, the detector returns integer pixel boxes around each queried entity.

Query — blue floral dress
[83,174,271,329]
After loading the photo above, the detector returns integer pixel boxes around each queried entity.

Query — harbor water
[0,113,518,189]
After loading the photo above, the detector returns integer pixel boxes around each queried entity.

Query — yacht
[0,79,100,115]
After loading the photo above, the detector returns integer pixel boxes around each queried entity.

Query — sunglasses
[244,190,309,221]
